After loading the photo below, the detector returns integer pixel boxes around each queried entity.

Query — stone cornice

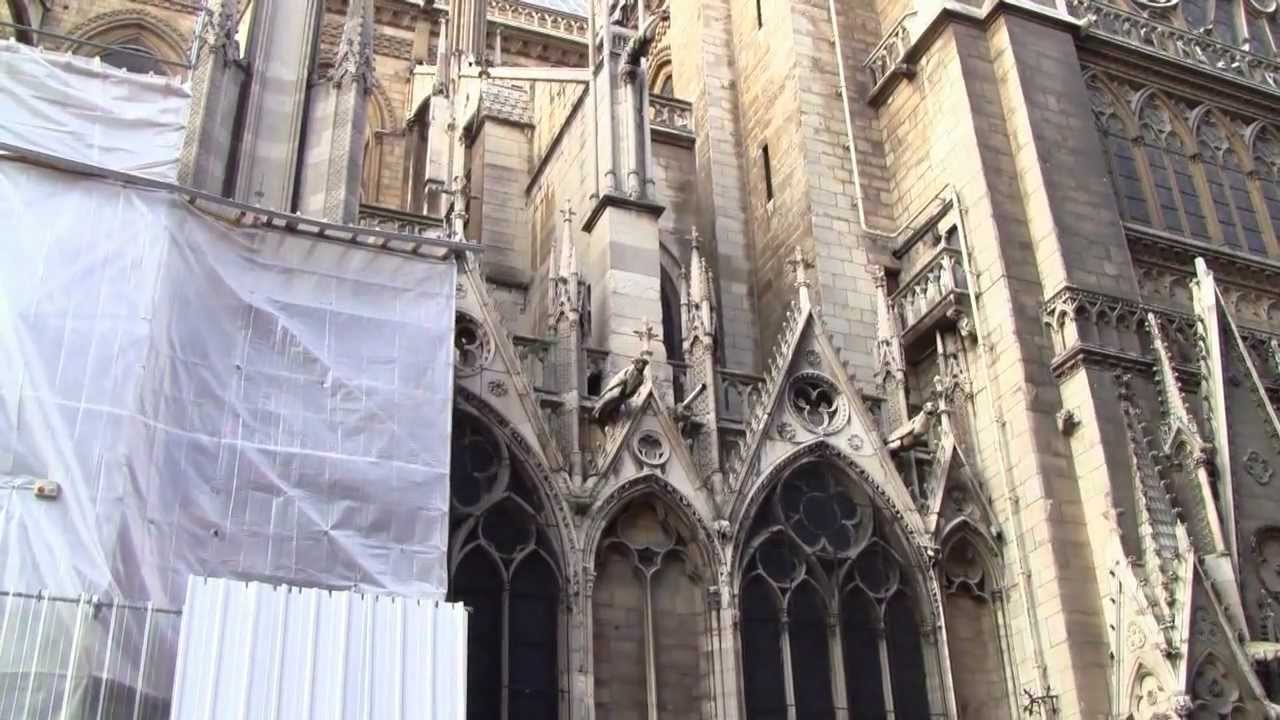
[1068,0,1280,101]
[1126,224,1280,292]
[865,0,1280,107]
[1043,285,1280,382]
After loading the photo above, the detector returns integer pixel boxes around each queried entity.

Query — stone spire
[786,245,814,309]
[177,0,246,193]
[683,227,716,350]
[295,0,376,222]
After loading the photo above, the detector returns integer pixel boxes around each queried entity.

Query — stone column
[177,0,247,194]
[232,0,324,211]
[296,0,376,223]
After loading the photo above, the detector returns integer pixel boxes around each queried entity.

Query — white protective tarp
[0,161,456,605]
[0,40,189,181]
[171,577,467,719]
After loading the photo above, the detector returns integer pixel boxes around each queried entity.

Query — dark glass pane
[1212,0,1238,45]
[1110,136,1151,224]
[1205,167,1240,248]
[1170,155,1212,241]
[788,583,835,719]
[1263,182,1280,244]
[741,576,788,720]
[841,589,887,720]
[509,553,560,720]
[1184,0,1210,27]
[98,47,162,75]
[1144,147,1185,233]
[1225,165,1266,253]
[452,549,504,720]
[885,592,930,720]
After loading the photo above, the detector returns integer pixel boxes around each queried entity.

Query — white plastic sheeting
[171,577,467,719]
[0,40,189,181]
[0,160,456,604]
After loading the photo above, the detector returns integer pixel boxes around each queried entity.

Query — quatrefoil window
[786,372,849,435]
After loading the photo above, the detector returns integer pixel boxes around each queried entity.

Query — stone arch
[448,402,575,720]
[730,441,933,593]
[731,445,947,719]
[938,524,1014,719]
[586,481,720,720]
[583,472,722,573]
[62,9,190,72]
[361,83,397,206]
[452,395,580,573]
[648,48,674,97]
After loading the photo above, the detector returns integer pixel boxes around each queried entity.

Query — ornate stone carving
[455,312,494,377]
[487,379,509,397]
[775,420,798,442]
[648,96,693,134]
[864,12,916,103]
[785,372,849,436]
[1245,449,1274,485]
[1190,655,1243,718]
[1252,527,1280,594]
[1071,0,1280,98]
[631,429,670,468]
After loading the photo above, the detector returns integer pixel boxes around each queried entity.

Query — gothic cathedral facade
[6,0,1280,716]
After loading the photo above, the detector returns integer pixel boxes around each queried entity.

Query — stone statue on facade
[594,357,649,423]
[885,401,938,455]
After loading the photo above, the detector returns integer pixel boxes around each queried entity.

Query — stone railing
[487,0,588,40]
[649,96,694,136]
[864,12,916,104]
[891,247,967,336]
[1069,0,1280,97]
[1042,286,1280,385]
[513,334,557,393]
[357,204,443,238]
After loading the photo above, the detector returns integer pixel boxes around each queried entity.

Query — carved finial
[786,245,814,308]
[635,318,660,359]
[200,0,241,62]
[558,200,578,278]
[329,0,376,88]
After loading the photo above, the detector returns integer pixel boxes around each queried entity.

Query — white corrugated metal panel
[170,577,466,720]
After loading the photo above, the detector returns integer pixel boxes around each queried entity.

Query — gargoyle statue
[672,383,707,438]
[594,357,649,424]
[884,401,938,455]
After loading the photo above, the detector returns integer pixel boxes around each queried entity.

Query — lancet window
[940,534,1012,719]
[739,462,934,719]
[448,412,562,720]
[1196,112,1267,254]
[1138,97,1213,243]
[1087,73,1280,256]
[592,499,709,719]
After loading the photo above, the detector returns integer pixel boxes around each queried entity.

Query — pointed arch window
[1086,75,1151,225]
[1197,112,1267,254]
[448,412,562,720]
[592,499,709,719]
[940,533,1013,719]
[1254,125,1280,244]
[739,462,936,719]
[1138,97,1213,242]
[97,44,164,75]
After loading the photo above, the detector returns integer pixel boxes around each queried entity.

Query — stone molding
[1070,0,1280,99]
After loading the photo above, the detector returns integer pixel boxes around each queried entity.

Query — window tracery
[449,413,562,720]
[1139,97,1213,242]
[1196,112,1267,253]
[1087,72,1280,257]
[593,499,708,720]
[739,462,933,719]
[940,534,1012,719]
[1118,0,1280,59]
